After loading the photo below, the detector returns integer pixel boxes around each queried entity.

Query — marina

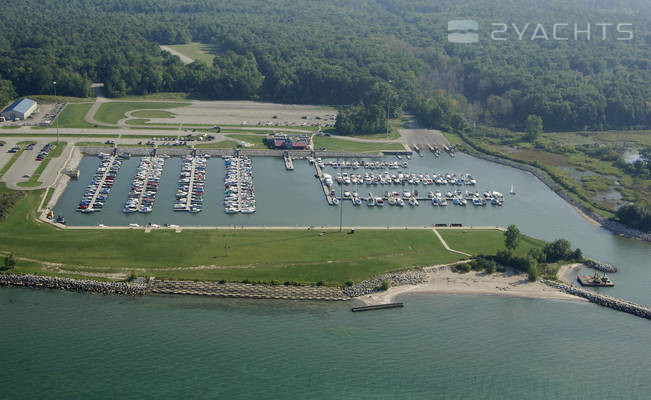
[75,153,122,213]
[173,154,207,213]
[123,155,165,213]
[224,155,256,214]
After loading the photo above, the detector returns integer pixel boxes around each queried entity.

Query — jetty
[351,303,404,312]
[283,152,294,170]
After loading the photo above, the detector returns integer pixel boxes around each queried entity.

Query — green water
[1,288,650,399]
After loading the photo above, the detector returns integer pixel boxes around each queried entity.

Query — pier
[312,158,334,205]
[76,153,121,213]
[174,155,206,212]
[283,152,294,170]
[351,303,404,312]
[224,155,256,213]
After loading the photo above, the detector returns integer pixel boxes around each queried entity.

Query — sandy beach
[557,263,584,283]
[358,266,586,305]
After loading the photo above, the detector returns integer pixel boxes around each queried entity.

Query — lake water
[1,288,650,399]
[6,152,649,398]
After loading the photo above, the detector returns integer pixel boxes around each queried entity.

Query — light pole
[53,81,59,144]
[386,80,392,139]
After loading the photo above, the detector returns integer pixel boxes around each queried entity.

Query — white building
[1,98,38,121]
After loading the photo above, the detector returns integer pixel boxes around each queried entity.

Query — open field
[94,102,191,125]
[131,110,176,119]
[55,103,96,128]
[438,229,545,258]
[194,140,240,149]
[164,42,217,64]
[0,188,466,284]
[225,134,267,149]
[313,136,405,152]
[114,92,193,101]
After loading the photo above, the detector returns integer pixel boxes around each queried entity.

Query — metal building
[1,98,38,121]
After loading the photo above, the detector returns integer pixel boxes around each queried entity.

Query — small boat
[332,197,339,206]
[510,184,516,195]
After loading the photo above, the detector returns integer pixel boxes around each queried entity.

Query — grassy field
[1,125,21,129]
[313,136,406,152]
[166,42,216,64]
[131,110,176,119]
[94,102,190,125]
[74,141,110,147]
[438,229,545,257]
[194,140,240,149]
[114,92,193,101]
[225,134,268,149]
[27,95,95,104]
[16,142,67,187]
[0,188,467,284]
[54,103,96,128]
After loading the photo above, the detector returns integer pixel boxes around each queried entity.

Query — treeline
[616,205,651,233]
[0,0,649,134]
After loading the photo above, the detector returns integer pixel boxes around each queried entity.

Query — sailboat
[510,184,516,195]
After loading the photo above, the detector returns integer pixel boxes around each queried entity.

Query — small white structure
[1,98,38,121]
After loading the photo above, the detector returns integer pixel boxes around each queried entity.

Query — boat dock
[173,154,207,213]
[351,303,404,312]
[76,153,121,213]
[283,152,294,170]
[224,155,256,214]
[123,156,165,213]
[312,158,334,205]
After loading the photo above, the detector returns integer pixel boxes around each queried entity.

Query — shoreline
[357,266,586,305]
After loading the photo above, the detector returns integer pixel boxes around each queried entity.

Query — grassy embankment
[16,142,67,188]
[312,136,405,152]
[0,188,470,284]
[94,102,191,125]
[54,103,99,129]
[446,129,650,219]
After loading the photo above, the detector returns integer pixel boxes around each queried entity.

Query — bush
[127,270,138,281]
[453,263,471,273]
[527,264,539,281]
[345,281,354,287]
[3,253,15,270]
[380,280,390,291]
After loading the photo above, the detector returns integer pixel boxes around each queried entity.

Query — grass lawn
[114,92,193,101]
[75,141,110,147]
[225,134,268,149]
[55,103,96,128]
[1,125,21,129]
[166,42,217,64]
[131,110,176,119]
[313,136,405,152]
[16,142,67,187]
[0,189,466,284]
[195,140,240,149]
[94,102,190,125]
[438,229,545,258]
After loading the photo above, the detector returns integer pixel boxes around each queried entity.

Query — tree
[527,262,539,282]
[525,114,543,142]
[543,239,573,262]
[4,253,15,269]
[504,224,521,251]
[380,279,391,291]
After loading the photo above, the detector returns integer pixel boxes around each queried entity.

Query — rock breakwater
[0,274,146,295]
[343,270,426,297]
[544,279,651,320]
[583,259,618,273]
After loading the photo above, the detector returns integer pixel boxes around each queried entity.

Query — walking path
[159,45,195,65]
[432,228,472,257]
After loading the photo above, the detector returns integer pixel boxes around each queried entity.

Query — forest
[0,0,649,134]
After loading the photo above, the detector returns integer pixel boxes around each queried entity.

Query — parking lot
[0,139,72,189]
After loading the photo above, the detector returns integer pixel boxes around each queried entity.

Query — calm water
[7,152,649,398]
[1,288,650,399]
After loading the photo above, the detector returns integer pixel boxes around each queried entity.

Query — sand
[358,266,585,305]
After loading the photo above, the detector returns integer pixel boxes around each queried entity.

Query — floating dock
[351,303,404,312]
[312,158,334,205]
[283,152,294,170]
[578,274,614,287]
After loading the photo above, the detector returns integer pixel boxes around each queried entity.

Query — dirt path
[432,228,472,257]
[160,45,195,65]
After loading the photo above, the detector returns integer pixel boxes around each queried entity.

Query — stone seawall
[544,279,651,320]
[463,149,650,242]
[343,270,427,297]
[583,259,618,273]
[150,279,349,301]
[0,274,146,295]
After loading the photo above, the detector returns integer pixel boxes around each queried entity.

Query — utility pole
[53,81,59,144]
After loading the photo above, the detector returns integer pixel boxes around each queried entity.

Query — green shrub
[380,280,390,291]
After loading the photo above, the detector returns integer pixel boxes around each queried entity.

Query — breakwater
[150,279,349,301]
[583,259,618,273]
[0,274,146,295]
[461,148,650,242]
[343,270,427,297]
[544,279,651,320]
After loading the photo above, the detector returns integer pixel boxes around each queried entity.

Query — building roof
[4,98,37,114]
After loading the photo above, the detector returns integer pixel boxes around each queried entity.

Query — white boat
[510,184,516,195]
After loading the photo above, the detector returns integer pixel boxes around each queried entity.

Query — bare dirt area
[143,100,336,126]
